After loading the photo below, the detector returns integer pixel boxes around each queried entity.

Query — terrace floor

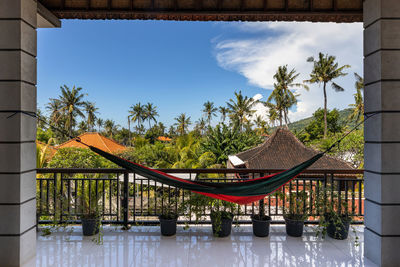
[25,225,376,267]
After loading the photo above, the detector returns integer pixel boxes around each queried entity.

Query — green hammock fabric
[89,146,323,204]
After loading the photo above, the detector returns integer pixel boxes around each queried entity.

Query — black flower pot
[251,215,271,237]
[81,217,100,236]
[210,212,233,237]
[327,216,351,240]
[284,216,304,237]
[159,215,177,236]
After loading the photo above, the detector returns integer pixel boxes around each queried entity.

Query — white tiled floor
[25,225,377,267]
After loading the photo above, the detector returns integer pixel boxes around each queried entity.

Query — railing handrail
[37,168,364,174]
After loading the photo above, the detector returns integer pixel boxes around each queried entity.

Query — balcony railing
[36,168,364,227]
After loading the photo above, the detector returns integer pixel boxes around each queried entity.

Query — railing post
[123,171,130,229]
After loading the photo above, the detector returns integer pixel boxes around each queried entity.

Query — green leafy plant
[186,193,238,236]
[279,190,308,221]
[313,182,358,244]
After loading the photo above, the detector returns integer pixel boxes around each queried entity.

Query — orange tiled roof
[56,132,127,153]
[157,136,172,142]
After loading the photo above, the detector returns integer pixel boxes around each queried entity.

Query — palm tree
[219,106,229,123]
[46,98,62,126]
[104,119,119,138]
[195,117,207,135]
[174,113,192,135]
[84,102,99,131]
[305,52,350,138]
[266,65,306,127]
[58,85,86,136]
[264,102,279,127]
[96,118,104,132]
[348,73,364,122]
[144,102,159,128]
[202,101,217,127]
[77,121,88,134]
[129,103,146,135]
[226,91,256,131]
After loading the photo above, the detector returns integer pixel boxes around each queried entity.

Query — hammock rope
[10,110,376,205]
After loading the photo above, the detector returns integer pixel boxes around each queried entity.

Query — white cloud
[214,22,363,122]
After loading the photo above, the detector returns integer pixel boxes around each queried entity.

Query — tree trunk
[323,82,328,138]
[279,110,283,127]
[128,118,131,146]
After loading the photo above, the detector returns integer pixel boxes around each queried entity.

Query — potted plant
[251,198,271,237]
[158,191,179,236]
[187,194,237,237]
[79,181,102,236]
[282,191,308,237]
[314,183,353,240]
[210,201,235,238]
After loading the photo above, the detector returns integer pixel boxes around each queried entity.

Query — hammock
[7,109,370,205]
[89,146,323,205]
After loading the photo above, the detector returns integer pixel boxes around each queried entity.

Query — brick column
[364,0,400,265]
[0,0,37,266]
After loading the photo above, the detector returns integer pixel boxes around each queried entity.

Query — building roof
[39,0,362,22]
[231,128,353,170]
[56,132,127,153]
[157,136,172,142]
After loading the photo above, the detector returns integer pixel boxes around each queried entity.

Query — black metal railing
[36,168,364,226]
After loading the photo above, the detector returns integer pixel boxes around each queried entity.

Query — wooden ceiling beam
[240,0,244,11]
[108,0,112,10]
[60,0,65,9]
[309,0,313,11]
[130,0,134,10]
[333,0,337,11]
[86,0,90,10]
[263,0,268,11]
[196,0,203,10]
[217,0,222,11]
[152,0,155,11]
[285,0,288,12]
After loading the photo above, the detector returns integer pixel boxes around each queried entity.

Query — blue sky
[37,20,363,129]
[37,20,266,128]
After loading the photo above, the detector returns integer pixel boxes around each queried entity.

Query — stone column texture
[364,0,400,266]
[0,0,37,266]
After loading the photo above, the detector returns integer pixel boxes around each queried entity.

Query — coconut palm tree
[305,52,350,138]
[195,117,207,135]
[226,91,256,131]
[84,102,99,131]
[77,121,88,134]
[174,113,192,135]
[219,106,229,123]
[264,102,279,127]
[254,115,268,133]
[129,103,146,135]
[202,101,217,127]
[144,102,159,128]
[58,85,86,136]
[46,98,62,126]
[96,118,104,132]
[104,119,119,138]
[266,65,306,127]
[348,73,364,122]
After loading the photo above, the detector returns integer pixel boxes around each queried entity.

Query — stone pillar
[0,0,37,266]
[364,0,400,265]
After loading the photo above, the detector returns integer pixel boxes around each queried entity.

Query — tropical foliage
[305,53,350,138]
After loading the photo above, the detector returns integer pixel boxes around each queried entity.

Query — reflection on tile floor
[25,225,377,267]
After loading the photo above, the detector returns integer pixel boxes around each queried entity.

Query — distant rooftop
[56,132,127,153]
[229,128,353,170]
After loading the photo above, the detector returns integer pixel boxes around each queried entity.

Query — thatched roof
[230,128,353,170]
[39,0,362,22]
